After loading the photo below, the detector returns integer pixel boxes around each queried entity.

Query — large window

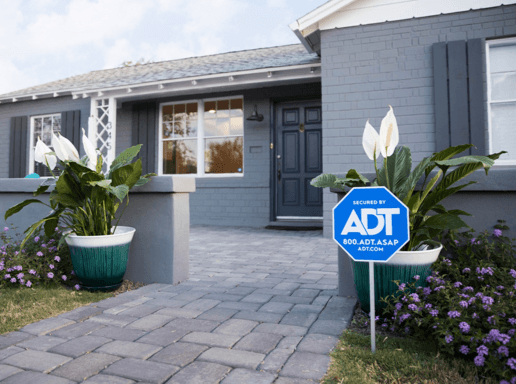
[487,38,516,164]
[29,113,61,177]
[159,97,244,176]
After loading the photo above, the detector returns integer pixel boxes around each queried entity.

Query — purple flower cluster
[459,322,470,333]
[448,310,461,318]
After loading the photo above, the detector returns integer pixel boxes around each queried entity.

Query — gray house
[1,0,515,237]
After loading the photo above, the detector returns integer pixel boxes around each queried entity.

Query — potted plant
[311,106,506,311]
[4,129,154,290]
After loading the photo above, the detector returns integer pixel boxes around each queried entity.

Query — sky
[0,0,323,96]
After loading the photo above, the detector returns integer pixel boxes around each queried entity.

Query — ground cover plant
[380,222,516,383]
[323,330,496,384]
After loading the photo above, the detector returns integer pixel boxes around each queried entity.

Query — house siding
[320,4,516,237]
[0,96,91,178]
[115,82,321,227]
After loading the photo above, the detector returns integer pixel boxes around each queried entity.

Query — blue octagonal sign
[333,186,409,263]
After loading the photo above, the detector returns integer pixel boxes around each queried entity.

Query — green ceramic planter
[65,226,135,291]
[351,245,442,313]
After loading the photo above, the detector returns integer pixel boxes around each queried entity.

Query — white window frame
[158,96,244,177]
[28,113,61,176]
[486,36,516,165]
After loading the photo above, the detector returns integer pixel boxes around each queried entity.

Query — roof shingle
[0,44,319,99]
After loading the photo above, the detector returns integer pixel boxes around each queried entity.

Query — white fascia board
[291,0,358,33]
[318,0,516,30]
[0,63,320,103]
[90,66,322,100]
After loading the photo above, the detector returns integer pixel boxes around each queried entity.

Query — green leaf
[89,179,112,188]
[425,144,474,177]
[377,146,412,195]
[435,155,495,174]
[112,159,142,189]
[67,161,93,176]
[50,193,79,208]
[108,184,130,202]
[33,185,50,197]
[423,214,469,230]
[419,181,476,215]
[345,169,370,185]
[40,178,58,186]
[311,174,339,189]
[4,199,48,220]
[400,157,433,203]
[108,145,142,177]
[96,153,103,174]
[134,177,150,187]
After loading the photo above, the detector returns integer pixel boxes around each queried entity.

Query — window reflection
[205,137,243,174]
[163,140,197,174]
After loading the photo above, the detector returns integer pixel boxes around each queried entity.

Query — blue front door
[275,101,323,219]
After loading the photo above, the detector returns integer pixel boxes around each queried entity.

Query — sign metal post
[332,186,409,354]
[369,261,375,353]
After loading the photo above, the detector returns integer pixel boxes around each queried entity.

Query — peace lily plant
[311,106,506,251]
[5,129,154,249]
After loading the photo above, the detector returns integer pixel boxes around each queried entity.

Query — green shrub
[1,225,80,290]
[380,221,516,383]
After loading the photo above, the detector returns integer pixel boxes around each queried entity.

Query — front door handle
[277,169,281,181]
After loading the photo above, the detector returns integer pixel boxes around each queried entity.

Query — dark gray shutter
[9,116,29,178]
[432,38,486,155]
[61,110,82,150]
[132,102,157,174]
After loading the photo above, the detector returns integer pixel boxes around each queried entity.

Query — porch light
[229,76,234,82]
[53,92,59,97]
[158,84,164,89]
[310,67,315,74]
[126,88,133,93]
[72,94,79,99]
[246,105,263,122]
[98,91,104,97]
[12,98,18,102]
[82,93,89,98]
[32,95,38,100]
[192,80,197,85]
[267,71,272,78]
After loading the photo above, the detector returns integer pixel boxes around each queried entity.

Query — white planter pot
[387,244,443,265]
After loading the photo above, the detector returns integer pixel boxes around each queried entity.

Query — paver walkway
[0,226,356,384]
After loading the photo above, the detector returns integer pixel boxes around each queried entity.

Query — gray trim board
[448,40,470,149]
[9,116,28,178]
[468,38,486,156]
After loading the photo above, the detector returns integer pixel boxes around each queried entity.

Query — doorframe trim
[269,98,322,222]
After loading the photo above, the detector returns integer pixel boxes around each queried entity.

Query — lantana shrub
[381,221,516,383]
[1,226,80,290]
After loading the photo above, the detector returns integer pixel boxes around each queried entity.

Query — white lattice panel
[89,98,117,171]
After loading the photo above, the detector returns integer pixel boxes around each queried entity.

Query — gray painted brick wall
[320,4,516,237]
[0,96,90,178]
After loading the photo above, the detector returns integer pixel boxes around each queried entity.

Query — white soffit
[291,0,515,48]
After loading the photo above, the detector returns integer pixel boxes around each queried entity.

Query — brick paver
[0,226,355,383]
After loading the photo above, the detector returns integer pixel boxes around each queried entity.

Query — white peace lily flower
[35,137,57,170]
[57,133,80,162]
[379,105,399,158]
[51,133,68,161]
[82,128,98,171]
[362,120,382,161]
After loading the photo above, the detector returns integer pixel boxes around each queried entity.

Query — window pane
[230,116,243,136]
[491,102,516,161]
[490,43,516,73]
[174,116,186,137]
[205,137,243,174]
[34,161,54,177]
[217,100,229,118]
[204,118,217,137]
[33,118,42,146]
[205,101,216,117]
[42,117,52,145]
[52,116,61,133]
[491,72,516,101]
[163,105,173,138]
[216,117,230,136]
[163,139,197,174]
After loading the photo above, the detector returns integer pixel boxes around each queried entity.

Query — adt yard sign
[333,186,409,262]
[333,186,409,353]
